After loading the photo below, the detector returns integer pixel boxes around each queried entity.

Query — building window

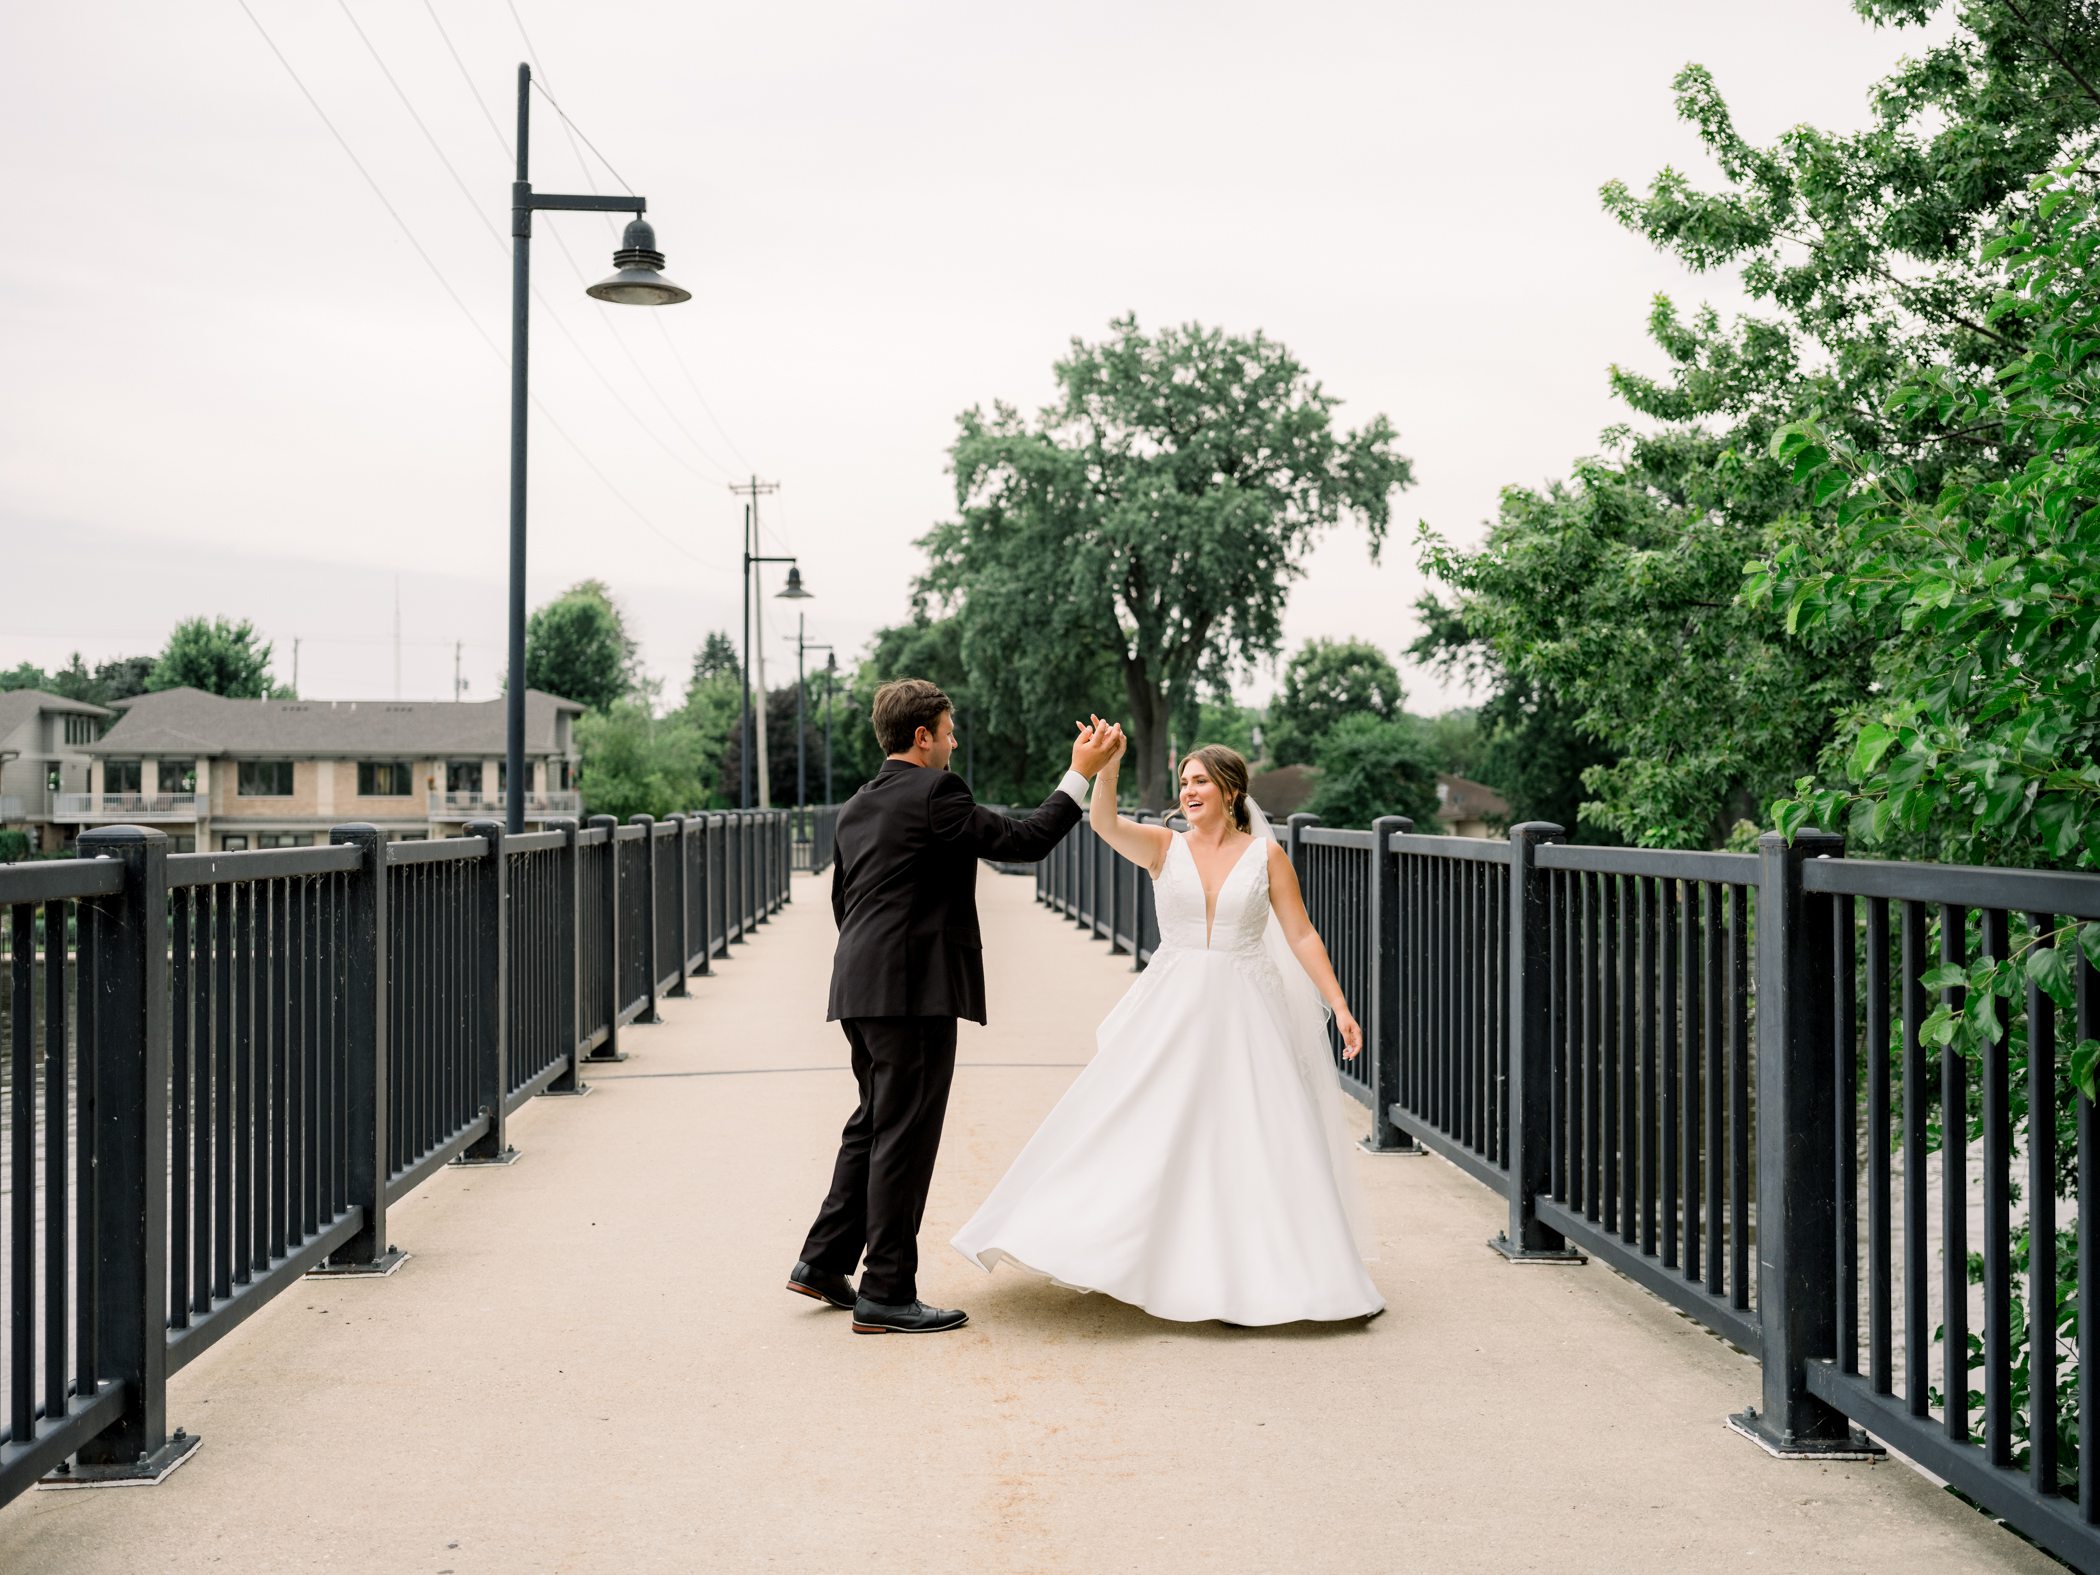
[257,833,311,849]
[220,834,249,852]
[558,758,573,791]
[159,759,196,793]
[64,715,98,746]
[105,760,142,795]
[358,761,412,797]
[170,835,197,854]
[446,760,482,795]
[391,830,428,842]
[238,760,294,796]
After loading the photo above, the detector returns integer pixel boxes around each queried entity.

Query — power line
[504,0,635,196]
[233,0,730,574]
[421,0,511,161]
[333,0,731,487]
[235,0,504,365]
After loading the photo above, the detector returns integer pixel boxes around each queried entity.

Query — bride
[951,725,1384,1326]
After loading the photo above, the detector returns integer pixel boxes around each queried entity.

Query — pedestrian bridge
[0,846,2066,1572]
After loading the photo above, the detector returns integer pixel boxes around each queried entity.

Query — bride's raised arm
[1085,723,1172,877]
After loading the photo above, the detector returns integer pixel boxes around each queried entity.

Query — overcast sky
[0,3,1946,716]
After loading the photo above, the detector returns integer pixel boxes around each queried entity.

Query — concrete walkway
[0,869,2063,1574]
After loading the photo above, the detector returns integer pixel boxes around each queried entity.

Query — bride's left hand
[1335,1007,1363,1060]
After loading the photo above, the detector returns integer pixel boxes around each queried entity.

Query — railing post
[585,814,624,1062]
[1492,821,1584,1262]
[781,810,793,906]
[546,817,588,1094]
[1363,815,1418,1153]
[692,810,713,976]
[457,820,514,1163]
[1732,827,1864,1454]
[1285,813,1317,887]
[1107,821,1127,955]
[321,823,404,1273]
[666,813,690,998]
[630,814,660,1024]
[71,826,197,1481]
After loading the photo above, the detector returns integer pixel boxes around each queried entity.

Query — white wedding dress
[951,823,1384,1325]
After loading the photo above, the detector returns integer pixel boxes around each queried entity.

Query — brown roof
[87,687,584,757]
[1436,772,1510,824]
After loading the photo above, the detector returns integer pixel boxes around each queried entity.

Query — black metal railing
[791,805,840,875]
[1038,812,2100,1571]
[0,807,792,1508]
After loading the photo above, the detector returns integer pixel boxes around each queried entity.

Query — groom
[788,679,1118,1334]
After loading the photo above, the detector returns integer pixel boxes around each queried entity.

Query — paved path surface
[0,868,2064,1574]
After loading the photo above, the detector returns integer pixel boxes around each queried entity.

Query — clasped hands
[1069,714,1127,777]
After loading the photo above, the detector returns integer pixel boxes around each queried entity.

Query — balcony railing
[54,791,201,822]
[0,794,24,822]
[427,790,582,819]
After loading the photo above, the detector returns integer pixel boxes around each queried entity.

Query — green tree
[0,653,156,706]
[1304,714,1441,832]
[1414,707,1488,782]
[678,631,744,810]
[576,700,706,820]
[919,314,1412,809]
[1419,0,2098,847]
[1264,638,1405,767]
[1752,168,2100,878]
[148,617,285,699]
[524,580,638,712]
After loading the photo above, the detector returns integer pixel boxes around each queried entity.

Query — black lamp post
[506,62,687,833]
[822,650,838,805]
[741,542,811,810]
[783,616,833,813]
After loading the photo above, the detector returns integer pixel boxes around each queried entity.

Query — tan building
[61,687,585,852]
[0,689,115,852]
[1435,772,1512,840]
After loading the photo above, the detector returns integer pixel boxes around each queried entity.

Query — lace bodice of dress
[1153,832,1272,955]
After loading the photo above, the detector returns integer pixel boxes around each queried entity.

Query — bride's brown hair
[1179,745,1253,833]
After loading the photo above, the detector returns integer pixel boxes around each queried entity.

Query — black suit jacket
[826,760,1083,1025]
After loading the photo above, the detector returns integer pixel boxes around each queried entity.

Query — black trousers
[798,1016,960,1304]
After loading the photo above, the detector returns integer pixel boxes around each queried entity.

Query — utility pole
[291,637,300,696]
[782,617,832,816]
[392,576,402,701]
[454,640,464,701]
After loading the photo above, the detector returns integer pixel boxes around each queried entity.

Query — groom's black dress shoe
[851,1297,969,1335]
[786,1261,857,1310]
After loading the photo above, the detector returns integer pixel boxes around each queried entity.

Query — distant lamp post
[740,535,811,810]
[1251,724,1265,763]
[782,617,833,816]
[504,61,686,833]
[822,651,838,805]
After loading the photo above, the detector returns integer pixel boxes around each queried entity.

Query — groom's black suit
[801,759,1083,1304]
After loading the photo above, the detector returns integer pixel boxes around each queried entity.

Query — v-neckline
[1180,832,1262,949]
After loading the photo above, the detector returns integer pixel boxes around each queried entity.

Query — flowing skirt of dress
[950,943,1384,1325]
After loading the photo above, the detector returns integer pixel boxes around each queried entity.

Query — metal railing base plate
[1725,1408,1883,1461]
[1357,1137,1429,1156]
[39,1430,202,1491]
[449,1147,522,1168]
[307,1247,410,1280]
[540,1081,597,1098]
[1488,1232,1587,1265]
[581,1048,629,1064]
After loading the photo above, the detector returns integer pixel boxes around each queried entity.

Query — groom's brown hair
[872,678,953,754]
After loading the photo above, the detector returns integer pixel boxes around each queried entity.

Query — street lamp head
[585,217,691,306]
[825,651,837,673]
[777,565,813,600]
